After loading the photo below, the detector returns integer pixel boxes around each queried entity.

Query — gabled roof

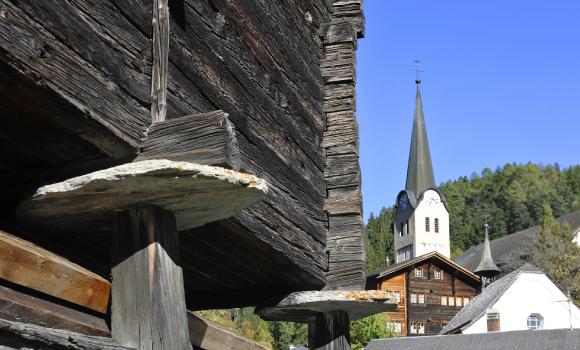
[367,251,480,285]
[405,82,436,196]
[456,210,580,274]
[440,263,544,334]
[366,328,580,350]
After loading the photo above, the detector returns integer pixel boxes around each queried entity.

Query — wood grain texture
[322,15,365,291]
[0,229,110,313]
[309,311,351,350]
[0,318,130,350]
[0,0,150,154]
[188,313,269,350]
[111,206,191,350]
[0,0,342,308]
[137,110,240,170]
[0,283,109,337]
[151,0,169,122]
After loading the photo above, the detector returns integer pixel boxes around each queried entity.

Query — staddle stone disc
[255,290,397,323]
[16,160,268,233]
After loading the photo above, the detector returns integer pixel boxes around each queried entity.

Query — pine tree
[533,203,580,302]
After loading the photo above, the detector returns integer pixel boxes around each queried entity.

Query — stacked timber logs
[322,2,366,291]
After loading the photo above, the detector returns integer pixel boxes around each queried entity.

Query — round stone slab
[16,160,268,233]
[255,290,397,323]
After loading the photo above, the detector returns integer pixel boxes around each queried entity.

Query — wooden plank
[0,283,109,337]
[322,19,364,293]
[151,0,169,122]
[0,0,150,155]
[137,111,241,170]
[111,206,191,350]
[0,229,110,313]
[188,313,269,350]
[0,318,130,350]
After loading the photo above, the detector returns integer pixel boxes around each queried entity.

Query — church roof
[456,209,580,275]
[440,263,544,334]
[405,82,436,195]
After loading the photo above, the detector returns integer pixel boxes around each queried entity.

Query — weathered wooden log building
[0,0,395,349]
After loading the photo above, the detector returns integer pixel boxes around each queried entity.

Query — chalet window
[414,268,423,278]
[448,296,455,306]
[410,293,417,303]
[410,322,424,334]
[434,269,443,280]
[389,322,402,334]
[527,314,543,330]
[440,296,447,305]
[434,218,439,233]
[463,297,470,305]
[417,323,425,334]
[425,217,430,232]
[456,296,462,307]
[418,293,425,304]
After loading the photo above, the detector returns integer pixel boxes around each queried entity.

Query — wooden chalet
[366,252,481,336]
[0,0,397,349]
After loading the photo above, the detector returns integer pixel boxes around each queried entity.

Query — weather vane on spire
[414,59,423,84]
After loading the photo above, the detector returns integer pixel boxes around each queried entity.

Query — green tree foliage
[533,203,580,302]
[350,313,395,350]
[268,321,308,350]
[365,163,580,271]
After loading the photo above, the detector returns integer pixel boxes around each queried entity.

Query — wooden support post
[308,312,351,350]
[111,206,191,350]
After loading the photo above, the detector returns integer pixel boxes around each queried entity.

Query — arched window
[400,222,404,237]
[425,217,430,232]
[405,220,409,235]
[527,314,543,330]
[434,218,439,233]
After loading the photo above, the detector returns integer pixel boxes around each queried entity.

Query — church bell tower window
[435,218,439,233]
[425,217,430,232]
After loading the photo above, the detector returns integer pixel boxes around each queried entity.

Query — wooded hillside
[366,163,580,271]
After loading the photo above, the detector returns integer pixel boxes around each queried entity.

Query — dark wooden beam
[308,311,350,350]
[0,229,110,313]
[0,282,109,337]
[137,111,240,170]
[111,206,191,350]
[0,318,129,350]
[150,0,169,122]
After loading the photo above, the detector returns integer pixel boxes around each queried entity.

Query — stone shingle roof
[440,264,543,334]
[456,210,580,274]
[365,328,580,350]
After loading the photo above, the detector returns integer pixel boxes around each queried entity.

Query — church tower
[393,78,450,263]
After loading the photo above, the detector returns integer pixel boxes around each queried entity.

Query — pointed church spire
[474,222,501,279]
[405,78,436,194]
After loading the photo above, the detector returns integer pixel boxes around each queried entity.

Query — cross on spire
[414,59,423,84]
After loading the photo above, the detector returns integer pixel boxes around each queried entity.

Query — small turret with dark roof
[474,223,501,280]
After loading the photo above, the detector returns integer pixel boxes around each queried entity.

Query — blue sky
[358,0,580,222]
